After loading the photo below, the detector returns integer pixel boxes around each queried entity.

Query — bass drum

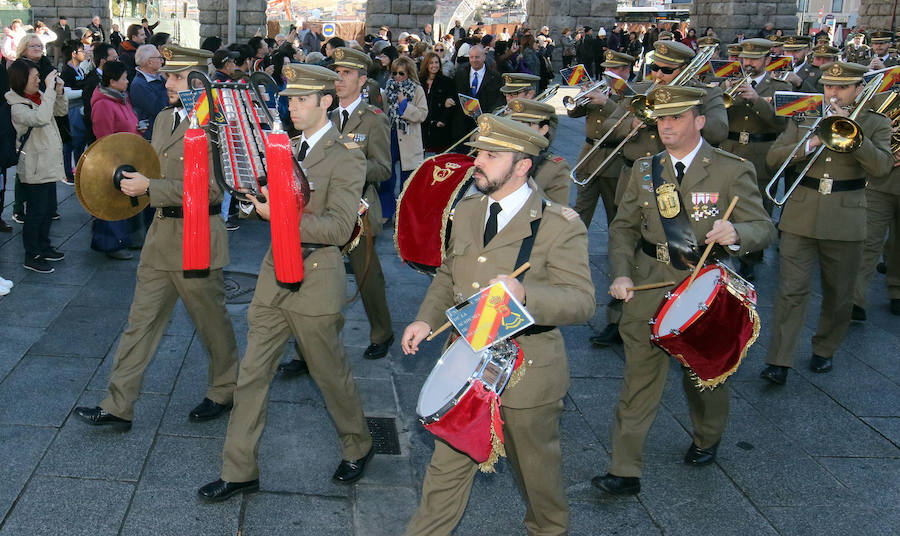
[394,153,475,275]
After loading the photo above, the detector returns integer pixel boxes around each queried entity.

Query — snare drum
[417,337,523,464]
[650,262,760,389]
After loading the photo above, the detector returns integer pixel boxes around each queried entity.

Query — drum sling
[650,152,700,271]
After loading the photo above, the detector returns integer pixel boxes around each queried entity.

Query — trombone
[440,83,560,155]
[575,44,718,186]
[562,79,609,111]
[765,72,885,206]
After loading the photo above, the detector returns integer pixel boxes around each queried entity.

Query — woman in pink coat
[90,60,139,260]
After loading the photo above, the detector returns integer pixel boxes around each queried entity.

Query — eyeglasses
[392,71,407,76]
[150,56,164,61]
[434,48,444,52]
[649,64,678,74]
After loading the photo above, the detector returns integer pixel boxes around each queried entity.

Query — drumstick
[425,262,532,342]
[608,280,676,295]
[687,195,739,287]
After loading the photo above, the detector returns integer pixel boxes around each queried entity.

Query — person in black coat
[451,44,502,146]
[579,27,596,77]
[418,51,456,152]
[82,43,117,144]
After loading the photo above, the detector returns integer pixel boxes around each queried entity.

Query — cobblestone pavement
[0,104,898,535]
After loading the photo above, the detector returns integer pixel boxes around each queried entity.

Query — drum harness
[643,151,703,271]
[511,198,555,338]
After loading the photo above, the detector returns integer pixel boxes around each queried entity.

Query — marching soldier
[591,40,728,348]
[567,50,635,229]
[781,35,814,90]
[74,46,238,430]
[199,64,374,501]
[853,89,900,319]
[505,98,571,205]
[593,86,775,496]
[278,47,394,377]
[868,30,900,70]
[726,43,742,62]
[719,38,791,280]
[799,44,840,93]
[402,114,594,535]
[761,61,893,385]
[497,72,559,137]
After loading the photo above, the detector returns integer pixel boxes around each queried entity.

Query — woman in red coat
[90,60,139,260]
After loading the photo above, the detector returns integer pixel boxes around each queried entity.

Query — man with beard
[402,114,594,535]
[74,46,238,430]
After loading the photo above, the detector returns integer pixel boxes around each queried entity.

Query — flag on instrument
[696,62,712,76]
[766,55,792,72]
[178,89,221,126]
[445,282,534,352]
[603,74,634,96]
[863,66,900,93]
[711,59,743,78]
[560,64,589,86]
[459,94,483,118]
[774,91,824,117]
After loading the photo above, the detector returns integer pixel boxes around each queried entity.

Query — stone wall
[365,0,436,40]
[857,0,900,30]
[29,0,110,31]
[526,0,617,63]
[692,0,798,45]
[198,0,267,40]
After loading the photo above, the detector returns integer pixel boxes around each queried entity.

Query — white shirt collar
[175,107,188,121]
[300,121,333,154]
[471,65,486,82]
[669,138,704,176]
[486,181,532,235]
[339,95,362,117]
[792,60,806,73]
[137,69,161,82]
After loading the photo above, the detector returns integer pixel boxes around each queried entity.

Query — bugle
[722,74,753,108]
[562,79,609,111]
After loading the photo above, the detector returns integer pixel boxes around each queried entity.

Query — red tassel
[265,130,304,290]
[182,124,210,277]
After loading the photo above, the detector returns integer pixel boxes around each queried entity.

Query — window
[832,0,843,13]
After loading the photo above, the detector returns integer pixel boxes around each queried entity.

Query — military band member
[591,40,728,348]
[567,50,635,229]
[781,35,814,89]
[868,30,900,70]
[497,72,559,138]
[278,47,394,377]
[401,115,594,535]
[593,86,775,496]
[74,46,238,430]
[799,44,840,93]
[726,43,742,62]
[853,92,900,319]
[199,64,374,501]
[505,98,570,205]
[843,33,872,66]
[760,62,893,385]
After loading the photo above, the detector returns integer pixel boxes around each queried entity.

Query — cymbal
[75,133,160,221]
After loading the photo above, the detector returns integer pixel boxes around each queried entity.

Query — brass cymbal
[75,133,160,221]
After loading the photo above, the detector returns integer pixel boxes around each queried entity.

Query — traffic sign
[323,23,336,37]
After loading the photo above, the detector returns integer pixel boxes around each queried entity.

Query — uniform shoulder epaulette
[551,155,565,164]
[559,206,580,222]
[713,147,746,162]
[372,106,384,114]
[342,140,361,150]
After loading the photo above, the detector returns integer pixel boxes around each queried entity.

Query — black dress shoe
[332,446,375,484]
[197,478,259,502]
[877,261,887,274]
[891,299,900,316]
[684,442,719,466]
[809,354,833,373]
[760,365,788,385]
[74,406,132,430]
[591,473,640,495]
[590,323,622,347]
[851,305,867,322]
[363,334,394,360]
[189,398,233,422]
[278,359,309,377]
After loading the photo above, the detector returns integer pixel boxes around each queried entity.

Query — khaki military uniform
[329,102,394,344]
[532,153,571,206]
[607,141,775,477]
[764,110,893,367]
[100,107,238,420]
[406,182,595,536]
[569,98,624,227]
[719,73,792,214]
[220,126,372,482]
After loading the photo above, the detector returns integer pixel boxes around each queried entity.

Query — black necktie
[675,162,686,185]
[483,202,502,246]
[340,110,350,133]
[751,80,757,89]
[297,141,310,161]
[172,111,181,133]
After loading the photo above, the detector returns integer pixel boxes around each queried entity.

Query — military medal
[656,183,680,218]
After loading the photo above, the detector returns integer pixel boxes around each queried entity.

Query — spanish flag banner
[863,66,900,93]
[766,55,792,72]
[711,60,743,79]
[560,64,588,86]
[696,62,712,76]
[774,91,824,117]
[458,93,483,118]
[603,74,634,96]
[445,281,534,352]
[178,88,221,126]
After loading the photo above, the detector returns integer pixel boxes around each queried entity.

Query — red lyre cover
[182,126,210,277]
[265,131,304,289]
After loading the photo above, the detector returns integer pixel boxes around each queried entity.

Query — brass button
[477,256,486,263]
[471,282,480,289]
[646,152,651,156]
[825,157,832,162]
[179,157,184,161]
[163,152,167,158]
[650,134,656,139]
[823,173,830,179]
[312,262,318,268]
[744,116,749,120]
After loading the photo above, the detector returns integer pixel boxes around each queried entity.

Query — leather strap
[513,199,547,282]
[160,204,223,218]
[651,152,700,271]
[727,131,778,143]
[798,177,866,193]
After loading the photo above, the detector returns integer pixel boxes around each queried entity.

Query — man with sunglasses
[592,40,728,349]
[718,38,791,281]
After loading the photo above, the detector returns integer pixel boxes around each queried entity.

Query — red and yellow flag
[696,62,712,76]
[464,284,514,350]
[191,89,221,126]
[877,66,900,93]
[605,75,628,95]
[712,60,742,78]
[766,56,792,72]
[775,93,823,116]
[567,64,587,86]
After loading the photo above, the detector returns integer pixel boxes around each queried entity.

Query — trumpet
[563,79,609,111]
[722,74,753,108]
[765,72,885,206]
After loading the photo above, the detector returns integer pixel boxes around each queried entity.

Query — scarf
[26,93,42,106]
[99,86,128,103]
[385,78,417,134]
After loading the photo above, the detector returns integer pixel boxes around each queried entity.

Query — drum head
[417,338,483,419]
[656,267,721,336]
